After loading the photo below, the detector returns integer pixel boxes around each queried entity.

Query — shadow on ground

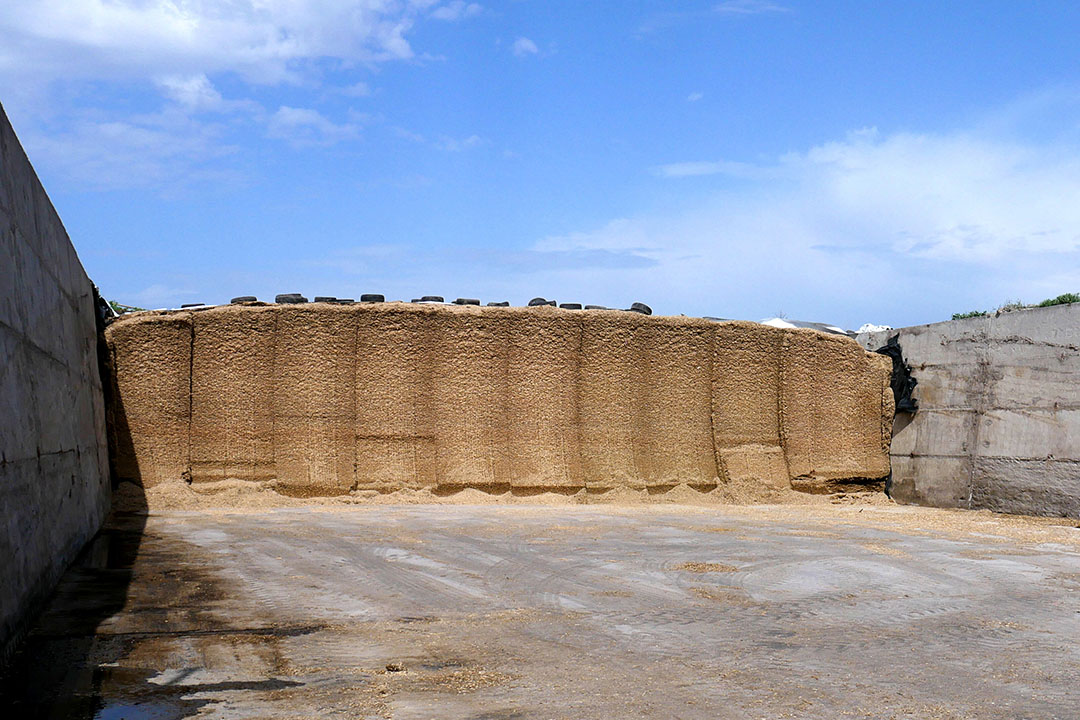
[0,340,156,718]
[0,489,149,718]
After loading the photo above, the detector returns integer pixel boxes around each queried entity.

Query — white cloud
[512,37,539,57]
[157,74,224,110]
[714,1,789,15]
[435,134,484,151]
[24,110,240,191]
[155,73,257,114]
[656,161,721,177]
[0,0,437,86]
[267,106,360,146]
[637,2,788,34]
[687,91,704,102]
[534,128,1080,326]
[652,128,1080,262]
[789,128,1080,262]
[392,127,482,152]
[340,81,372,97]
[0,1,479,188]
[431,1,482,21]
[654,160,771,178]
[393,126,427,143]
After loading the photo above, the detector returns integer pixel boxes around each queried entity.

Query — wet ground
[3,504,1079,719]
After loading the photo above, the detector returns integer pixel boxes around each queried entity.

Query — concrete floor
[4,504,1080,719]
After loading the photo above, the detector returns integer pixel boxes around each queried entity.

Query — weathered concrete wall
[0,103,110,662]
[859,305,1080,517]
[107,303,893,498]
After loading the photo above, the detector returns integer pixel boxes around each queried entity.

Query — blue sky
[4,1,1080,328]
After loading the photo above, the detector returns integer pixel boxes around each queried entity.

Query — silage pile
[105,303,893,508]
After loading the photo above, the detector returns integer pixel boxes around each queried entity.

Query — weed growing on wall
[108,300,146,315]
[1037,292,1080,307]
[951,291,1078,320]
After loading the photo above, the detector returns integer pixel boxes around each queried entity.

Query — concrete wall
[107,303,893,499]
[0,103,110,662]
[858,305,1080,517]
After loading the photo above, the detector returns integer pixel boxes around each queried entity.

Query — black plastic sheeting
[875,335,918,414]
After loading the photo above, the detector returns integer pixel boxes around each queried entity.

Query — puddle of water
[94,701,185,720]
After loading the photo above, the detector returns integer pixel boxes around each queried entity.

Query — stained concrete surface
[0,101,110,663]
[858,305,1080,517]
[4,504,1079,719]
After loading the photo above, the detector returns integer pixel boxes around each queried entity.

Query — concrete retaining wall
[107,304,894,498]
[858,305,1080,517]
[0,103,110,661]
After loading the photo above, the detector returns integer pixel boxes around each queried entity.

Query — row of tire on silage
[105,303,894,498]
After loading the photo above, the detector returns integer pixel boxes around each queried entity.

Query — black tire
[629,302,652,315]
[486,301,510,307]
[584,305,607,310]
[314,296,336,302]
[275,293,308,304]
[454,298,480,305]
[180,303,204,308]
[230,296,257,303]
[334,299,355,304]
[559,303,582,310]
[360,293,385,302]
[420,295,444,303]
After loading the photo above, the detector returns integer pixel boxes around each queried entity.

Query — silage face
[105,303,893,500]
